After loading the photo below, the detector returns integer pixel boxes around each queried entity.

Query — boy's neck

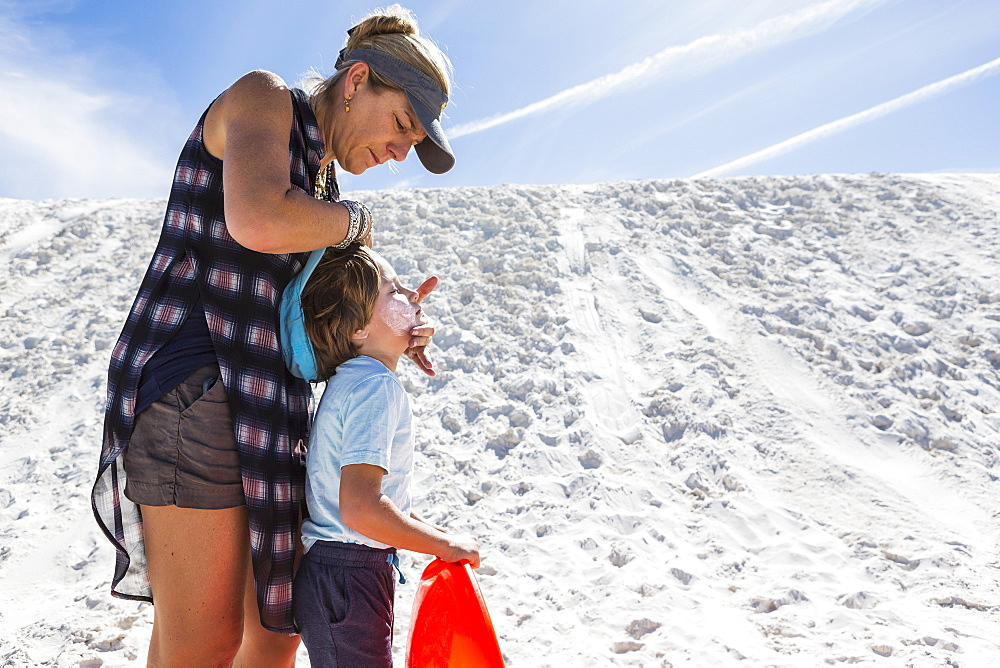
[356,350,401,373]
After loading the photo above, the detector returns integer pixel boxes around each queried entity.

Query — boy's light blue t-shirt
[301,356,413,552]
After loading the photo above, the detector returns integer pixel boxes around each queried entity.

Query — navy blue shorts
[293,541,397,667]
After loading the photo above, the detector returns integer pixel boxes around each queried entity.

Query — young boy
[280,243,481,667]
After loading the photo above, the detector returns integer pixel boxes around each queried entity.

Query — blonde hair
[309,5,452,104]
[300,244,382,381]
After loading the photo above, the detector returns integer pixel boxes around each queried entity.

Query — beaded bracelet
[331,200,372,249]
[355,203,373,242]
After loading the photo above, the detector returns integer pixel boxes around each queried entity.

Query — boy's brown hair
[300,243,382,381]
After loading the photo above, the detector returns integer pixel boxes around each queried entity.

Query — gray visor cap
[340,48,455,174]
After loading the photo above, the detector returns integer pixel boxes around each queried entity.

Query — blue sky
[1,0,998,199]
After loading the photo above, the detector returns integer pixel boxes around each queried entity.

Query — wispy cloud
[448,0,886,139]
[693,55,1000,178]
[0,15,177,199]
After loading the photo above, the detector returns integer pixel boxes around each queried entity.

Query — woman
[91,6,453,665]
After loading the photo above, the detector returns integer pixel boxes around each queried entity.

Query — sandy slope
[0,174,998,666]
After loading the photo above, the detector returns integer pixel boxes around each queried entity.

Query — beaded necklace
[314,162,336,202]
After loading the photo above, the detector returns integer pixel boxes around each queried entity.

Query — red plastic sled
[406,559,505,667]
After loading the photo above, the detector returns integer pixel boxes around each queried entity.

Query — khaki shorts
[124,363,245,509]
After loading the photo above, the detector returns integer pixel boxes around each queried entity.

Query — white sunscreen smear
[381,298,414,335]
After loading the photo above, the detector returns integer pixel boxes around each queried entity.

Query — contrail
[448,0,885,139]
[694,55,1000,178]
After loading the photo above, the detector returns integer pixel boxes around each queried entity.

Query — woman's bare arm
[204,70,353,254]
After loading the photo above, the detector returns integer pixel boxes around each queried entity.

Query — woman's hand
[406,276,438,376]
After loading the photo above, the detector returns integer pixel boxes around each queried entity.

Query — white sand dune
[1,173,999,666]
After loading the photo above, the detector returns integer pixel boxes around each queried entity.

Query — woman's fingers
[407,310,435,375]
[408,324,435,349]
[409,338,432,350]
[406,346,436,376]
[414,276,438,303]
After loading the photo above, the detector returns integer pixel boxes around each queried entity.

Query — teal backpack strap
[279,248,326,382]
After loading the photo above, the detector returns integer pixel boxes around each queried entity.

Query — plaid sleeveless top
[92,87,336,632]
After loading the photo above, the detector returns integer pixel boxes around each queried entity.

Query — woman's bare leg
[143,504,300,666]
[143,504,249,667]
[234,559,300,667]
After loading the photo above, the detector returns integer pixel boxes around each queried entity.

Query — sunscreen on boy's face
[366,249,426,336]
[380,296,416,335]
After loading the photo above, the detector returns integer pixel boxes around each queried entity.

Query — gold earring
[345,96,352,113]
